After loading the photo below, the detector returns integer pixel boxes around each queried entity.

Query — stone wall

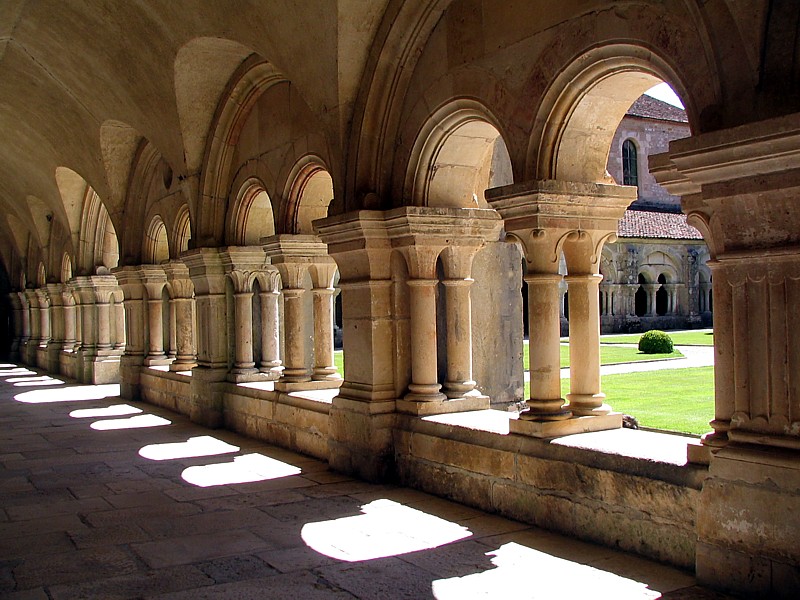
[394,417,705,570]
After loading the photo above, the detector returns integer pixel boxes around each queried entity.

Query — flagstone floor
[0,363,732,599]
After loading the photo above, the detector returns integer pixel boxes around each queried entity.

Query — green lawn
[523,341,682,369]
[562,366,715,435]
[593,330,714,346]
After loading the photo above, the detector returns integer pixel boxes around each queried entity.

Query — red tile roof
[617,209,704,240]
[627,95,688,123]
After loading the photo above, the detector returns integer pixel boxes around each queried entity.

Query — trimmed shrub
[638,330,674,354]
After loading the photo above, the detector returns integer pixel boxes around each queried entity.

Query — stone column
[142,267,170,366]
[228,270,259,381]
[24,289,40,364]
[258,270,282,378]
[17,291,30,347]
[525,273,570,419]
[644,283,659,315]
[163,260,197,372]
[113,296,126,350]
[310,258,340,382]
[265,236,336,391]
[565,273,608,415]
[488,180,632,436]
[71,275,121,384]
[439,244,486,402]
[35,288,51,348]
[167,299,177,359]
[45,283,64,373]
[405,277,445,402]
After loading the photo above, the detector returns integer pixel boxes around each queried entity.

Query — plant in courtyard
[638,330,674,354]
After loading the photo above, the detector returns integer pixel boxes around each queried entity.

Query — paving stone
[48,565,214,600]
[195,554,278,584]
[12,546,141,588]
[6,496,112,521]
[318,556,438,599]
[85,501,202,528]
[138,507,270,540]
[0,530,75,559]
[194,488,308,512]
[146,571,356,600]
[132,529,270,568]
[105,490,176,509]
[68,523,152,549]
[2,588,50,600]
[398,538,503,578]
[256,545,341,574]
[0,514,88,539]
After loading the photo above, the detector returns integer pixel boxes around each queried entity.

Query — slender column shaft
[171,297,197,370]
[405,279,445,401]
[168,299,177,358]
[38,298,51,346]
[259,290,282,377]
[442,279,476,398]
[233,291,256,371]
[312,287,338,380]
[280,288,310,382]
[19,293,30,343]
[97,301,111,350]
[525,274,570,419]
[147,299,166,359]
[114,301,126,349]
[566,274,609,415]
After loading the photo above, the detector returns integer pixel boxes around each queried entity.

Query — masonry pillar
[71,275,121,384]
[23,289,39,365]
[184,248,229,427]
[314,211,405,480]
[45,283,64,373]
[653,115,800,596]
[8,293,23,360]
[488,180,632,436]
[114,267,147,399]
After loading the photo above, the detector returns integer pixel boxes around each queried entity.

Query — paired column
[163,261,197,372]
[142,267,170,366]
[258,270,282,378]
[565,273,608,415]
[228,270,259,380]
[310,261,340,381]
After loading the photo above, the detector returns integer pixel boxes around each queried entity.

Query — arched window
[622,139,638,186]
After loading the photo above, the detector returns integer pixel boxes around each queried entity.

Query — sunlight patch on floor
[181,453,302,487]
[301,499,472,562]
[0,368,38,377]
[15,383,120,404]
[432,542,660,599]
[90,414,171,430]
[10,376,65,387]
[69,404,142,418]
[139,435,239,461]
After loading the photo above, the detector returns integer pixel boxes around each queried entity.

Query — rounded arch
[61,253,73,283]
[405,102,512,208]
[528,43,698,183]
[77,187,119,275]
[226,179,276,246]
[143,216,169,264]
[197,55,287,246]
[284,158,334,234]
[173,205,192,255]
[36,263,46,288]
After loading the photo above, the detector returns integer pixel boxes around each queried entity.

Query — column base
[397,393,490,416]
[510,412,622,438]
[275,379,343,392]
[170,359,197,372]
[313,369,343,382]
[522,396,572,421]
[144,356,172,367]
[227,369,265,383]
[566,392,611,416]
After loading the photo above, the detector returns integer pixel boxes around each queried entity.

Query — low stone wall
[223,388,330,461]
[141,369,193,415]
[394,416,705,570]
[138,370,330,461]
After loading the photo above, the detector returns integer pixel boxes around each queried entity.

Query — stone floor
[0,363,734,599]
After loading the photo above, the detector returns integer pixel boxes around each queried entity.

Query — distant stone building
[595,96,712,333]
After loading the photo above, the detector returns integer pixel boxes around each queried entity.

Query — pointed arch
[173,205,192,256]
[284,157,334,234]
[226,179,276,246]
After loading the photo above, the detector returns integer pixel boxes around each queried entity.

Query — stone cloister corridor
[2,2,800,597]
